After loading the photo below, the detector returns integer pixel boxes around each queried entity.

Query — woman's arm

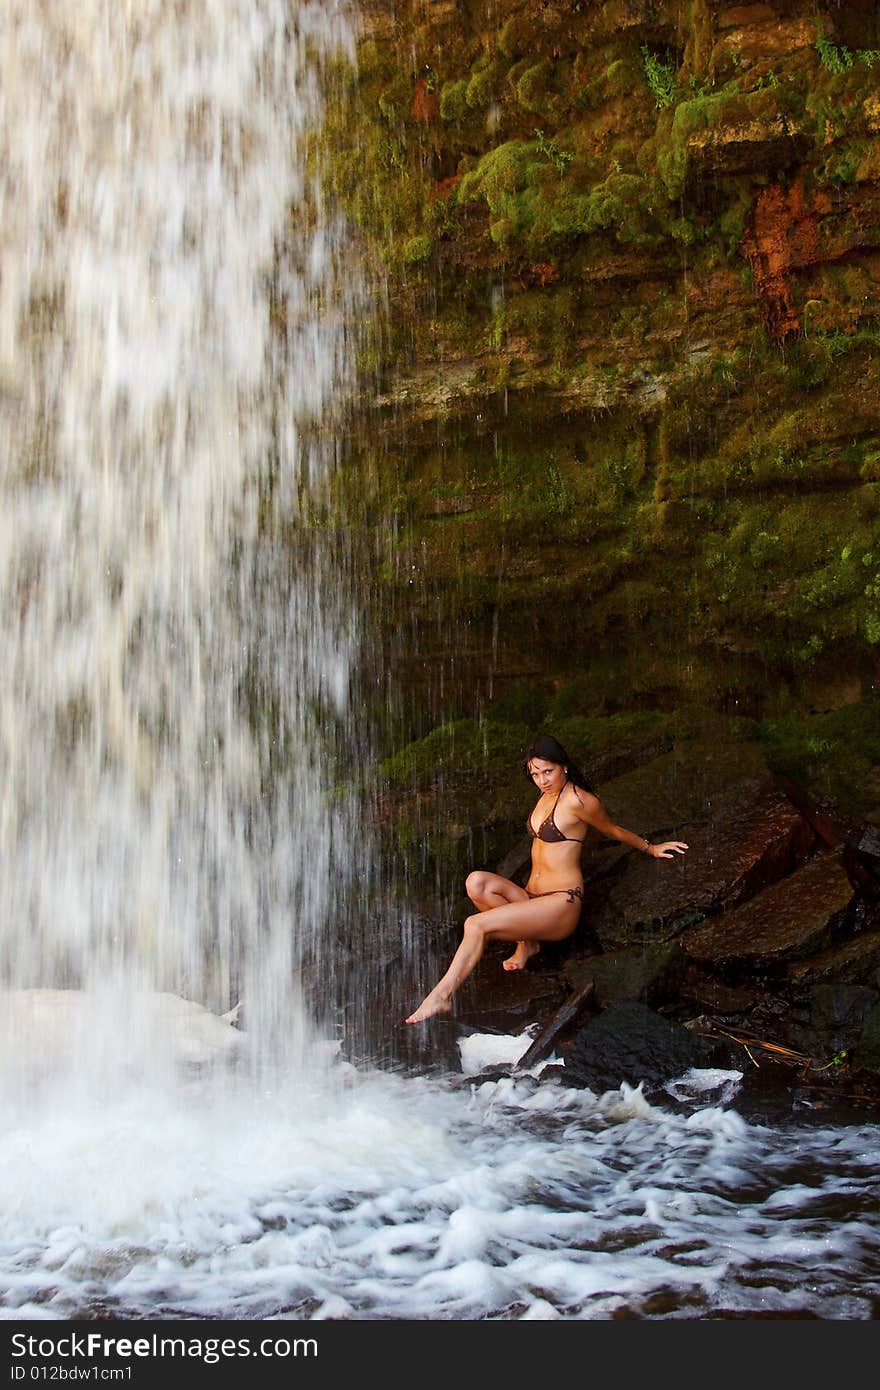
[574,791,688,859]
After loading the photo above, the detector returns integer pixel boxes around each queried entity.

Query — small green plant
[815,35,880,72]
[534,128,573,175]
[816,35,854,73]
[641,46,678,107]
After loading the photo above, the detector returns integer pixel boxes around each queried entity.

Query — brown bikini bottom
[526,886,583,905]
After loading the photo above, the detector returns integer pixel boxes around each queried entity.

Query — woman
[405,733,688,1024]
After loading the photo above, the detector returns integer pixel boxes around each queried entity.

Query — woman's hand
[648,840,689,858]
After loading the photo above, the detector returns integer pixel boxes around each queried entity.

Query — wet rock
[852,1004,880,1073]
[340,1017,467,1076]
[494,836,531,881]
[591,785,814,950]
[714,9,814,64]
[592,738,774,844]
[551,1000,725,1096]
[809,984,878,1040]
[564,941,689,1010]
[685,111,811,184]
[410,75,439,123]
[457,947,568,1034]
[778,776,880,898]
[0,989,246,1085]
[680,848,855,969]
[586,731,676,789]
[785,927,880,990]
[678,977,763,1017]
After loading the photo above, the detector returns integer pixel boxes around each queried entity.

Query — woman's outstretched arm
[574,790,688,858]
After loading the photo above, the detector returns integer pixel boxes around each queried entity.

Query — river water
[1,0,878,1325]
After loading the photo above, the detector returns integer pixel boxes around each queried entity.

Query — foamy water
[2,1040,878,1320]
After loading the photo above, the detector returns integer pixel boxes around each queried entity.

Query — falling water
[0,0,366,1075]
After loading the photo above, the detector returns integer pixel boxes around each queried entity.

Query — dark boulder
[785,923,880,990]
[679,848,855,970]
[564,941,689,1010]
[852,1004,880,1074]
[460,945,568,1033]
[795,984,879,1059]
[590,787,814,950]
[340,1016,468,1076]
[550,1000,727,1096]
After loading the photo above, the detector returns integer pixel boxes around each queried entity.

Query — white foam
[2,1061,877,1320]
[457,1029,556,1076]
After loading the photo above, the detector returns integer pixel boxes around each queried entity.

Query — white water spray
[0,0,364,1077]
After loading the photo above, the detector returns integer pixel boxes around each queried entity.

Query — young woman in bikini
[405,732,688,1024]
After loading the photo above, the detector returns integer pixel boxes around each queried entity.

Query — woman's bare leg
[465,870,528,911]
[465,871,535,968]
[405,894,580,1023]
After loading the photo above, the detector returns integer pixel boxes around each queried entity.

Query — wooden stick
[514,978,595,1071]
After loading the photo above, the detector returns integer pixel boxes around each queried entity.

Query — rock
[809,984,878,1040]
[680,848,855,969]
[679,977,763,1017]
[458,947,568,1034]
[777,776,880,899]
[552,1000,724,1096]
[711,12,816,72]
[585,731,676,788]
[785,927,880,990]
[495,836,531,881]
[591,738,774,844]
[564,940,689,1009]
[852,1003,880,1073]
[410,76,440,123]
[342,1017,468,1075]
[591,785,814,949]
[0,988,246,1087]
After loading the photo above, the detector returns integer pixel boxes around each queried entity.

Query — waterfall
[0,0,367,1080]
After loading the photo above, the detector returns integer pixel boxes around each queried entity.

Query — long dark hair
[522,733,594,794]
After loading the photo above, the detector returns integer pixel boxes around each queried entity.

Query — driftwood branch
[514,978,595,1071]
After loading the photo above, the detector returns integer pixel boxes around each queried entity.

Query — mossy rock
[402,234,436,265]
[440,79,469,122]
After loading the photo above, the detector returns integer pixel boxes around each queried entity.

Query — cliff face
[323,1,880,820]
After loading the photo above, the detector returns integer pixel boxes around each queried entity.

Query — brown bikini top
[527,784,586,844]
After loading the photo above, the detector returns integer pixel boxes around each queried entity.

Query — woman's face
[527,758,565,794]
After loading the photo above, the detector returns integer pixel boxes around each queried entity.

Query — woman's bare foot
[405,987,452,1023]
[502,940,540,972]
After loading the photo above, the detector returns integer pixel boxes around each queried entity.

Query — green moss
[377,74,412,123]
[515,59,553,115]
[466,60,501,111]
[499,14,535,61]
[402,234,436,265]
[378,718,531,791]
[440,78,469,122]
[759,694,880,816]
